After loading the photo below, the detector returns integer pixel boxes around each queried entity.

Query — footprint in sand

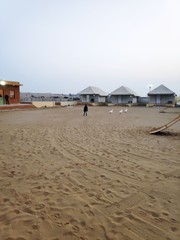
[171,227,177,232]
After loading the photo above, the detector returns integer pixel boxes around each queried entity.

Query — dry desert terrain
[0,106,180,240]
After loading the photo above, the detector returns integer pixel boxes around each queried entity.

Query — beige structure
[32,101,56,108]
[60,101,78,107]
[32,101,78,108]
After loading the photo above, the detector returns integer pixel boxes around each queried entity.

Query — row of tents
[79,84,177,106]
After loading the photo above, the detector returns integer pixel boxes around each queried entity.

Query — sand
[0,106,180,240]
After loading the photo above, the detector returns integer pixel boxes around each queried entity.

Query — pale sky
[0,0,180,96]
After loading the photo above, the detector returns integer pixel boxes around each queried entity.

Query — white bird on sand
[124,108,128,113]
[119,109,123,114]
[109,109,113,114]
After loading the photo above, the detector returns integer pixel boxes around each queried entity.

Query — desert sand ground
[0,106,180,240]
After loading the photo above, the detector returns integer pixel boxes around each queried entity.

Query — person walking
[83,104,88,116]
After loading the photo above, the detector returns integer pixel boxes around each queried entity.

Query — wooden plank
[149,114,180,134]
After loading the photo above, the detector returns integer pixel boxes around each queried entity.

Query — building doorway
[156,95,161,104]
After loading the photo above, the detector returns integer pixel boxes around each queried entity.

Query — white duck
[124,108,128,113]
[119,109,123,114]
[109,109,113,114]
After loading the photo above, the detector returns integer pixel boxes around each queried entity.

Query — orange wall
[0,85,20,104]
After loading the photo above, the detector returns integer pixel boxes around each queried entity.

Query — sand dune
[0,106,180,240]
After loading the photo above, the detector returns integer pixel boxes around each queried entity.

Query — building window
[10,90,15,99]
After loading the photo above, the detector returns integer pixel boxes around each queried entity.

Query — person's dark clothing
[5,95,9,104]
[83,105,88,116]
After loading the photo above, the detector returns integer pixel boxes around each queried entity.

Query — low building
[79,86,108,103]
[0,80,23,105]
[148,84,176,106]
[109,86,139,105]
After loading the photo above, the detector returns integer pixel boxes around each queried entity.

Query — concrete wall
[98,96,106,102]
[80,95,106,103]
[149,94,175,104]
[111,95,137,104]
[32,101,56,108]
[60,101,78,106]
[32,101,78,108]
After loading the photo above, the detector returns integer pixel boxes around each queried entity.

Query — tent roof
[79,86,108,96]
[110,86,139,96]
[148,84,175,95]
